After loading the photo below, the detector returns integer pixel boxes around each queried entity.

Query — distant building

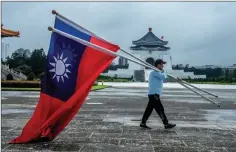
[1,43,10,61]
[1,25,25,80]
[1,24,20,61]
[130,27,206,81]
[118,57,128,66]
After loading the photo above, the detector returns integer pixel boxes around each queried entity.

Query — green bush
[27,72,35,81]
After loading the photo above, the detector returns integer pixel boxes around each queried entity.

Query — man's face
[157,63,164,70]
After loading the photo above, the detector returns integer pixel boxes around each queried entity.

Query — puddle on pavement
[1,109,33,115]
[204,109,236,124]
[103,111,236,130]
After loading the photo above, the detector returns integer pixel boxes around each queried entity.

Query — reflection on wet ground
[2,109,33,115]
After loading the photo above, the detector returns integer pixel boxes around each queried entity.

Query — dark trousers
[141,94,168,125]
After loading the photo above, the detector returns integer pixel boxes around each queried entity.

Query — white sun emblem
[49,53,71,83]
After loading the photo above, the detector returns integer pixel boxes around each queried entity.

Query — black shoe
[164,123,176,129]
[140,123,152,129]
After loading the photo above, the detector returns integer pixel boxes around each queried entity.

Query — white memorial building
[102,28,206,81]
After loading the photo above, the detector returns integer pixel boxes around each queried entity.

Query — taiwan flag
[9,17,120,144]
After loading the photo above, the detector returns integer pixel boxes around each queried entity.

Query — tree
[185,64,189,69]
[5,48,31,69]
[213,68,223,78]
[1,58,6,65]
[176,65,180,70]
[29,48,46,76]
[225,69,229,78]
[233,69,236,78]
[14,64,32,75]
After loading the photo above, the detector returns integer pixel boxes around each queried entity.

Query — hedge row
[1,81,41,88]
[183,78,236,83]
[1,81,99,88]
[97,79,129,82]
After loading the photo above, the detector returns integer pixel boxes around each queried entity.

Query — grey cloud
[2,2,236,66]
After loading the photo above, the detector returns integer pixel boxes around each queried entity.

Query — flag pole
[52,9,218,98]
[119,49,218,98]
[48,27,220,107]
[177,80,220,107]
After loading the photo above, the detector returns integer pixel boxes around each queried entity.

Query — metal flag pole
[48,27,220,107]
[52,9,218,98]
[176,80,220,107]
[119,49,218,98]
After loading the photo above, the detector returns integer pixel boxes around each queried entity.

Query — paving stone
[56,132,92,139]
[119,139,157,146]
[201,128,236,139]
[197,147,227,152]
[176,127,206,137]
[4,143,84,151]
[89,136,120,145]
[150,130,178,139]
[213,139,236,149]
[91,132,151,140]
[154,146,198,152]
[80,143,154,152]
[225,148,236,152]
[182,137,216,148]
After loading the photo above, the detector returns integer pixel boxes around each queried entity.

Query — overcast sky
[2,2,236,66]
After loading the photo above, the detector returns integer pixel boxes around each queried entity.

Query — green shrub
[6,74,14,80]
[27,72,35,81]
[1,80,101,88]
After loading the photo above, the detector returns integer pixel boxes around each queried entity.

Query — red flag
[9,16,119,144]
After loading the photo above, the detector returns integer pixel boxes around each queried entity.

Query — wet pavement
[1,85,236,152]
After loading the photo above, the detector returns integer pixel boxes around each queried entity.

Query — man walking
[140,59,176,129]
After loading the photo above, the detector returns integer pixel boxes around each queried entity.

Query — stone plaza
[1,83,236,152]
